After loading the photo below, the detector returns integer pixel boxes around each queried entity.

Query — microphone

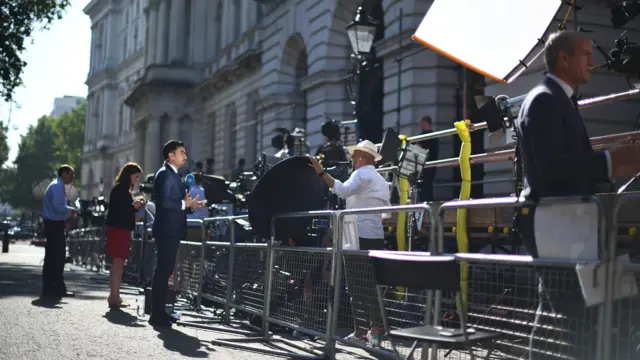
[184,173,195,191]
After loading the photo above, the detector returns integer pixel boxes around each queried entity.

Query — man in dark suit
[149,140,206,327]
[516,30,640,359]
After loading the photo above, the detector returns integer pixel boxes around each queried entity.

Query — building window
[208,112,216,159]
[135,0,140,15]
[233,0,241,40]
[119,103,124,133]
[256,3,263,23]
[215,1,223,53]
[122,34,128,59]
[125,9,129,27]
[133,26,139,51]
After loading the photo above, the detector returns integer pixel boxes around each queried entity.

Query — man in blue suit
[149,140,206,327]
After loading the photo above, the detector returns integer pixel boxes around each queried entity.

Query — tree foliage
[3,102,85,210]
[0,122,9,167]
[0,0,71,101]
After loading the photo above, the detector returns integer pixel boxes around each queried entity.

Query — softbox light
[412,0,562,83]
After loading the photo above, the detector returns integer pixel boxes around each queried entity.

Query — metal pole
[2,223,8,253]
[375,88,640,148]
[395,8,403,133]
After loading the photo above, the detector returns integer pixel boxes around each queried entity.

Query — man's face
[420,120,432,132]
[351,150,369,170]
[169,146,188,168]
[562,38,594,86]
[62,171,75,185]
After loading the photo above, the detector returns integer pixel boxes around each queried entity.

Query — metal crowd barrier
[64,196,638,360]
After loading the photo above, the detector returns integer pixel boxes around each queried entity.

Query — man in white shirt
[309,139,390,345]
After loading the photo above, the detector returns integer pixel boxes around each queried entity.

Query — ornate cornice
[124,64,202,107]
[198,50,261,98]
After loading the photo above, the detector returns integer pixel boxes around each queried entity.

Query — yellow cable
[559,0,576,30]
[396,135,409,300]
[454,120,471,313]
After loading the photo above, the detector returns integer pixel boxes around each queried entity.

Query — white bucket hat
[348,140,382,162]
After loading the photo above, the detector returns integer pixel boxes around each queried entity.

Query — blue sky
[0,0,90,164]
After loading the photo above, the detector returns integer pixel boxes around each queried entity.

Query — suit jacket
[516,76,609,201]
[153,163,187,240]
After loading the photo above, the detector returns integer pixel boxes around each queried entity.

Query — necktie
[570,93,579,109]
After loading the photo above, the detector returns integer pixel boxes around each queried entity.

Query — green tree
[5,102,86,210]
[10,116,58,210]
[0,0,71,101]
[52,101,86,181]
[0,122,9,167]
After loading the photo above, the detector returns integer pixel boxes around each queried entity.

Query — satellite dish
[32,178,52,200]
[66,184,79,203]
[248,156,328,240]
[32,178,80,203]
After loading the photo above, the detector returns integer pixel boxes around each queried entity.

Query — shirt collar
[357,165,375,171]
[546,73,574,99]
[166,162,179,173]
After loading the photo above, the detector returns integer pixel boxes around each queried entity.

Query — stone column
[144,117,162,173]
[85,96,92,142]
[168,0,185,63]
[134,123,147,173]
[156,0,168,64]
[169,117,180,141]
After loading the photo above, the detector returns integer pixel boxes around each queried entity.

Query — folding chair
[369,251,500,360]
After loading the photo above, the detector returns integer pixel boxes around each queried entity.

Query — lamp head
[346,6,378,56]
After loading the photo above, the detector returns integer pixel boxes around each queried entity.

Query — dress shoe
[164,312,180,323]
[148,315,173,327]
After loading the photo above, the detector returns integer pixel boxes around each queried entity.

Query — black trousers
[42,220,67,295]
[343,237,385,334]
[151,236,180,315]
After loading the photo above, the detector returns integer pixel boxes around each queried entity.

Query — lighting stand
[397,143,429,250]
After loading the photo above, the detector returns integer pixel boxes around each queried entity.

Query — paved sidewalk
[0,244,378,360]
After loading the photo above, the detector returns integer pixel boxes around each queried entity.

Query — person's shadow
[31,296,65,309]
[103,309,146,328]
[155,326,209,358]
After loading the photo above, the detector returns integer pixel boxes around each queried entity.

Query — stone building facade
[82,0,146,198]
[83,0,639,200]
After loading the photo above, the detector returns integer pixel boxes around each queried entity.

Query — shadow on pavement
[30,297,66,309]
[104,308,146,328]
[156,326,211,358]
[0,259,107,301]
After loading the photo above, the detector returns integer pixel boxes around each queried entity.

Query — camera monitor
[412,0,561,83]
[378,127,403,167]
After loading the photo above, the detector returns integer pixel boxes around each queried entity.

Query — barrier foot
[177,311,263,336]
[210,336,326,360]
[176,321,259,336]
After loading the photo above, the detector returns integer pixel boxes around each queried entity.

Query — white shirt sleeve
[331,170,363,199]
[181,200,186,210]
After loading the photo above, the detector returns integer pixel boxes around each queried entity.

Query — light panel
[412,0,562,83]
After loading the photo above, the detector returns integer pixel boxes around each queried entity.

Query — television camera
[593,30,640,89]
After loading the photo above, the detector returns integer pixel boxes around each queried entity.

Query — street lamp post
[345,5,379,142]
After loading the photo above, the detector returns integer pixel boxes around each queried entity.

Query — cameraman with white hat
[308,139,390,346]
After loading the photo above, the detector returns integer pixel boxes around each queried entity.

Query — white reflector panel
[412,0,562,83]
